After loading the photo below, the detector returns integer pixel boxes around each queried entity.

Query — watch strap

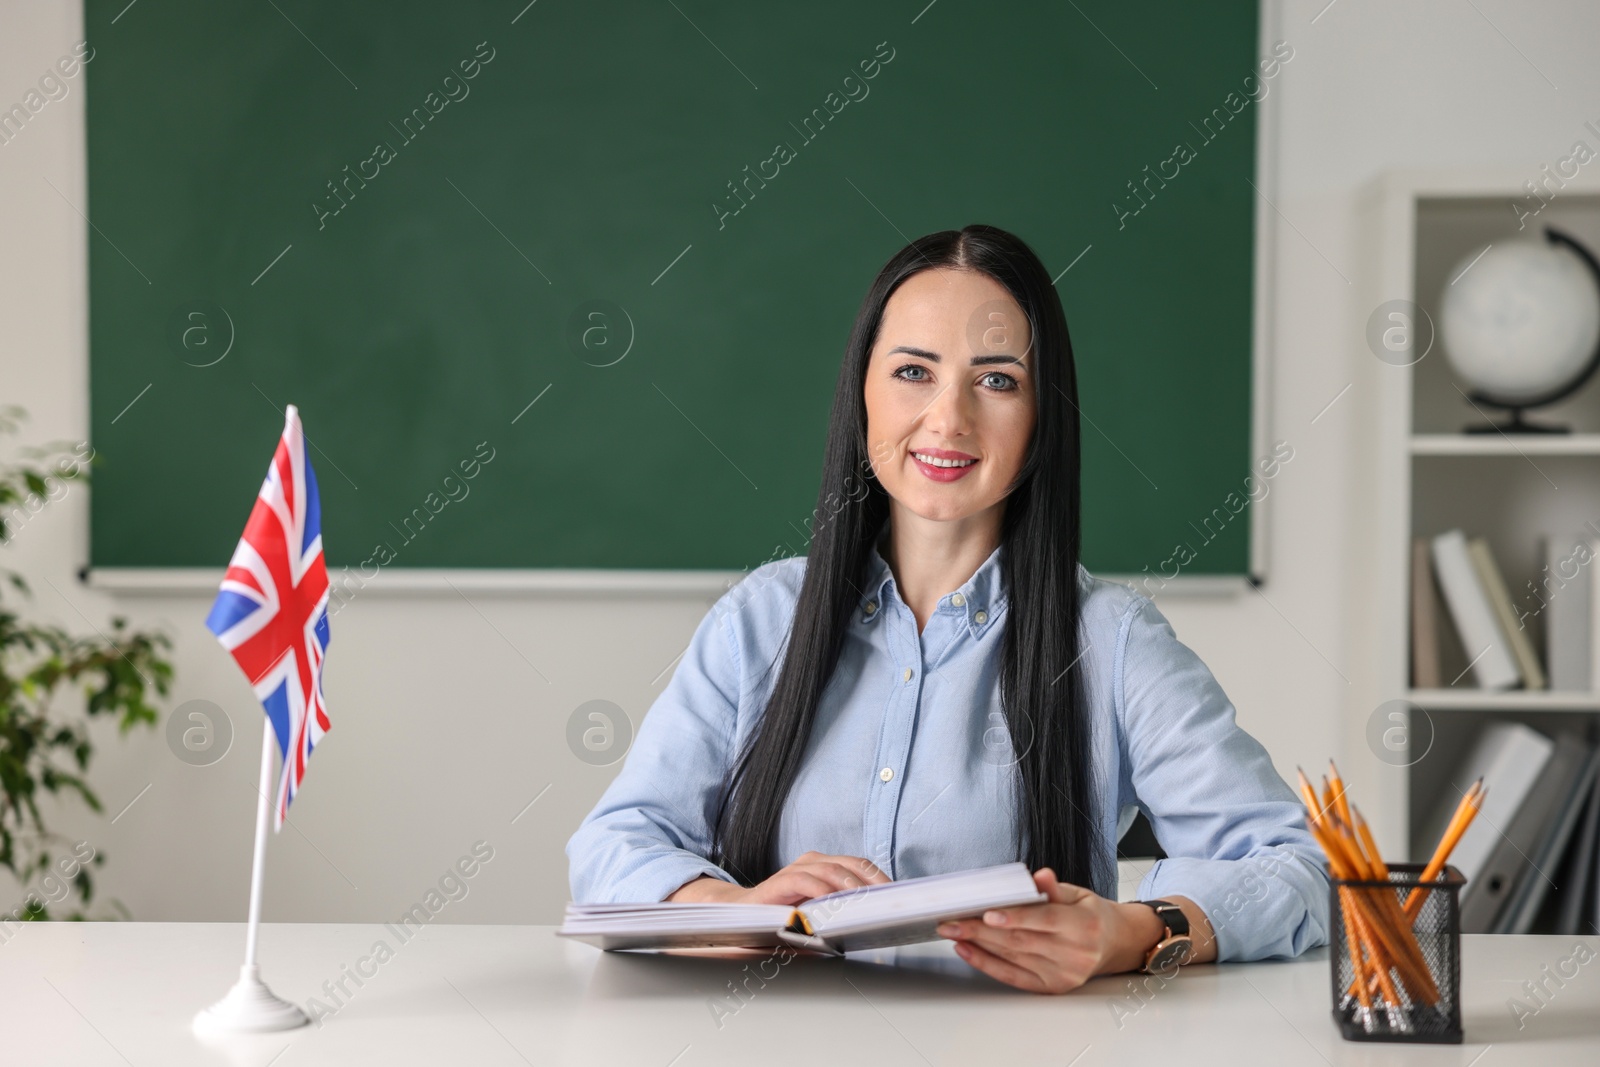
[1139,898,1190,938]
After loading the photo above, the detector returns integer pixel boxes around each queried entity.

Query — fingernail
[954,942,971,958]
[984,910,1007,925]
[936,922,957,937]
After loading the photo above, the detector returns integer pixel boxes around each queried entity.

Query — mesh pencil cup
[1328,862,1464,1044]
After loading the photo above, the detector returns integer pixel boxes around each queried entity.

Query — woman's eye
[893,364,1017,391]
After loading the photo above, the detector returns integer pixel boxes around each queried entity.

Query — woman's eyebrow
[886,345,1028,369]
[887,344,942,361]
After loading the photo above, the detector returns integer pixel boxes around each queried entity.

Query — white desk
[2,923,1595,1065]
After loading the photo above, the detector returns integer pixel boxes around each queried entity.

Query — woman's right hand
[668,851,892,905]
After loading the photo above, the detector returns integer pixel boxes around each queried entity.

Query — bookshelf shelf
[1406,689,1600,713]
[1411,434,1600,456]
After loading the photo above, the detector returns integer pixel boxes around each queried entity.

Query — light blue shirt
[566,534,1330,962]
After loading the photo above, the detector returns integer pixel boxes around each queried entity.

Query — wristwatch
[1135,899,1193,976]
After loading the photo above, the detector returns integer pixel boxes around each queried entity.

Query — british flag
[205,404,332,830]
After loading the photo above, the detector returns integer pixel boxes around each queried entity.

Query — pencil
[1296,767,1322,821]
[1339,883,1375,1016]
[1329,760,1355,828]
[1353,808,1386,878]
[1401,780,1484,920]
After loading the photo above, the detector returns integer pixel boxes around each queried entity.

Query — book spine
[1431,529,1520,690]
[1469,537,1545,690]
[1411,537,1442,688]
[1545,533,1592,691]
[1590,537,1600,694]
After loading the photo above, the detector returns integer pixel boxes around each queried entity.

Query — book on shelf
[1429,529,1521,690]
[1542,533,1600,692]
[558,862,1046,954]
[1555,755,1600,935]
[1499,741,1600,934]
[1593,537,1600,699]
[1410,537,1443,689]
[1467,536,1546,690]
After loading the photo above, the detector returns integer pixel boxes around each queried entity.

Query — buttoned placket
[859,585,984,880]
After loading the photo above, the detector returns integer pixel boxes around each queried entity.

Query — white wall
[4,0,1597,924]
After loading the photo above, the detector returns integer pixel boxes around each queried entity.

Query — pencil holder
[1328,862,1464,1044]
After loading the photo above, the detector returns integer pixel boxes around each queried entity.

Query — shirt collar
[859,521,1007,638]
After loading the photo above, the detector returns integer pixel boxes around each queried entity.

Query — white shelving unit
[1405,689,1600,714]
[1410,434,1600,456]
[1347,168,1600,860]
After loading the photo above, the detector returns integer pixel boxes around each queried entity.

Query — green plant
[0,406,172,921]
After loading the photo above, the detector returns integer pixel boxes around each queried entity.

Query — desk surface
[2,923,1595,1065]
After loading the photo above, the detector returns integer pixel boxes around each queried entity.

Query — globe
[1438,236,1600,426]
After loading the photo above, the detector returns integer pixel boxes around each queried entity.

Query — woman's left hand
[935,868,1178,994]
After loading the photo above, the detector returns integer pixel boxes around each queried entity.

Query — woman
[567,224,1328,993]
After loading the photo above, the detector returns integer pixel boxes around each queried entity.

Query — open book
[558,861,1046,956]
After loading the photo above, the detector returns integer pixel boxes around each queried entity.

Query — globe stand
[1459,226,1600,435]
[1462,405,1572,434]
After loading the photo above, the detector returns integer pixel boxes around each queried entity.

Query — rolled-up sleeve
[1116,594,1330,961]
[565,593,746,904]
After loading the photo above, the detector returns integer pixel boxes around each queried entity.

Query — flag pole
[193,718,309,1032]
[244,715,274,967]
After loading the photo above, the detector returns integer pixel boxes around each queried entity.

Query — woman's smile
[910,447,979,481]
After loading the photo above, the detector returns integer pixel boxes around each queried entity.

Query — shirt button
[974,610,988,624]
[951,593,965,607]
[879,767,894,782]
[903,667,913,682]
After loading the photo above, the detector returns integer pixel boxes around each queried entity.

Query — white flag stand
[193,718,309,1033]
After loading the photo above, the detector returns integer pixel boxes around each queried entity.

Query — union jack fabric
[205,404,332,829]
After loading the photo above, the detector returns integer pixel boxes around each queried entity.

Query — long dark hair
[710,224,1109,895]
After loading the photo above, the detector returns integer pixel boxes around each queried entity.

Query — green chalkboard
[85,0,1264,575]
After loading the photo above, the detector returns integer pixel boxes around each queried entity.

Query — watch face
[1147,938,1191,977]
